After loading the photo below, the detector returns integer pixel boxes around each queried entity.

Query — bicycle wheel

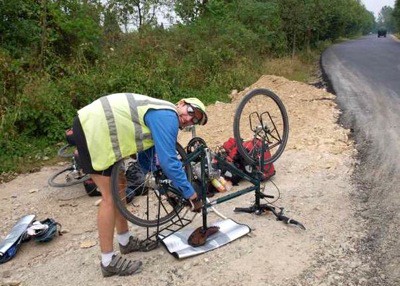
[233,88,289,166]
[57,144,75,158]
[111,143,193,228]
[48,166,90,187]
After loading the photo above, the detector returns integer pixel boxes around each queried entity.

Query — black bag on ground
[125,162,147,198]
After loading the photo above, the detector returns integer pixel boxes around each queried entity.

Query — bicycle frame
[184,143,267,230]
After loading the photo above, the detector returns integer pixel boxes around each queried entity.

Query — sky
[362,0,396,18]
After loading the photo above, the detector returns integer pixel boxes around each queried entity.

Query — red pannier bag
[222,137,275,182]
[222,137,238,162]
[242,139,275,181]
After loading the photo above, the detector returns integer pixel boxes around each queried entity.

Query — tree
[279,0,313,57]
[0,0,42,58]
[106,0,170,31]
[46,0,103,64]
[174,0,208,24]
[378,5,396,32]
[103,4,123,45]
[394,0,400,32]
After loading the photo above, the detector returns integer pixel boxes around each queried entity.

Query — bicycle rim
[233,88,289,166]
[57,144,75,158]
[111,143,192,228]
[48,166,90,187]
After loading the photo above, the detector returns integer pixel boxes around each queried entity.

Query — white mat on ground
[158,218,251,259]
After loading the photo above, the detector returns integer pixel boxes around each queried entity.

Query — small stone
[80,240,97,248]
[29,189,39,194]
[2,270,11,278]
[358,278,368,284]
[94,199,102,206]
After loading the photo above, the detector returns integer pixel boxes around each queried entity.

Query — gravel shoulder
[0,75,376,286]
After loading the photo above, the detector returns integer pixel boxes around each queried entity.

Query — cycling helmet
[181,98,208,125]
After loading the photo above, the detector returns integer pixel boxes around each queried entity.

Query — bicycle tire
[233,88,289,166]
[57,144,75,158]
[111,143,193,228]
[48,166,90,187]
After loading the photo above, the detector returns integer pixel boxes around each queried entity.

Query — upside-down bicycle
[110,88,305,245]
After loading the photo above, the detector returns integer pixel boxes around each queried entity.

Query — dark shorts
[72,116,113,177]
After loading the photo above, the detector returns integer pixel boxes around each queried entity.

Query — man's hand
[189,193,198,201]
[188,193,202,213]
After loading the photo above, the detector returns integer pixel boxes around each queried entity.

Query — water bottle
[219,177,232,192]
[211,178,226,192]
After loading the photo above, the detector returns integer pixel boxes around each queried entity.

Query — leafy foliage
[278,0,374,56]
[0,0,42,58]
[395,0,400,32]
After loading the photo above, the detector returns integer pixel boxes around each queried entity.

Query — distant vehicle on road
[378,28,387,38]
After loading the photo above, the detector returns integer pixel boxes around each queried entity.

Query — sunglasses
[187,104,202,124]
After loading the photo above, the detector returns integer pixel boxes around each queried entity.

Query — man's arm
[144,109,196,199]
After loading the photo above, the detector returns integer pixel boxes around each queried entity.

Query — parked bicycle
[48,143,90,188]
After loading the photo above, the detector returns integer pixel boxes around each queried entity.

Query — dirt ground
[0,75,378,286]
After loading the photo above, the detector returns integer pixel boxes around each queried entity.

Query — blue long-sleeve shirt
[139,109,195,199]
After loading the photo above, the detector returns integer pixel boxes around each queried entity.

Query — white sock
[101,252,115,267]
[117,231,131,246]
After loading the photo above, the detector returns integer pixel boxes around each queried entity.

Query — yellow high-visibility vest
[78,93,177,171]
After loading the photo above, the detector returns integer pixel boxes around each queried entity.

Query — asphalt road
[322,35,400,285]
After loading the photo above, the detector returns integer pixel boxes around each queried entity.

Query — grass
[261,56,315,82]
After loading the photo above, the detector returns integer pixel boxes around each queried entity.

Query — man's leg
[111,169,157,253]
[91,173,142,277]
[114,171,129,235]
[91,174,116,253]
